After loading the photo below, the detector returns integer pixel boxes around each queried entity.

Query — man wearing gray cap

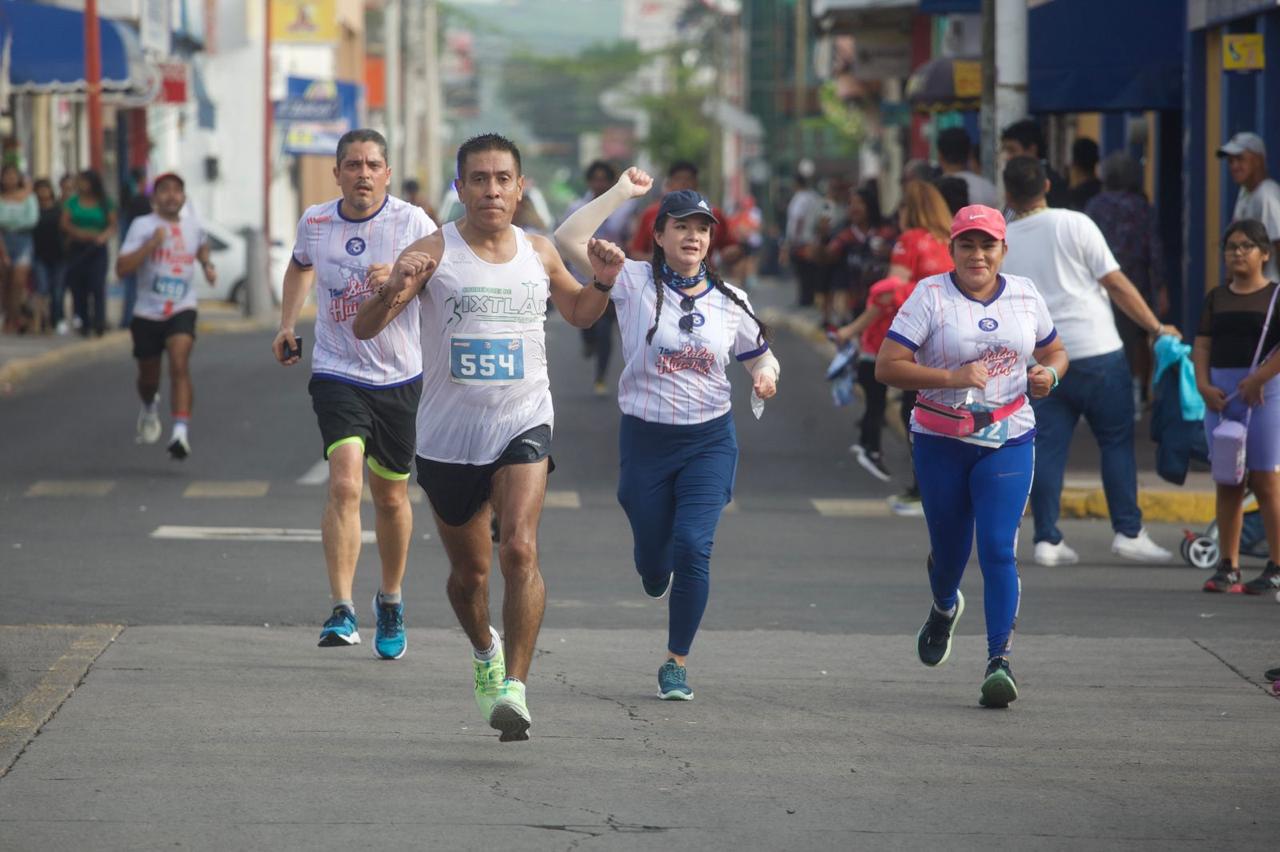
[1220,131,1280,280]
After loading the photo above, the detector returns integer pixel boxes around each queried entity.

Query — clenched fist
[619,167,654,199]
[587,238,625,286]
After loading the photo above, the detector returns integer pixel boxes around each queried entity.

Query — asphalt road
[0,285,1276,850]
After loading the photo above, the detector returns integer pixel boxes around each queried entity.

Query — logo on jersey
[328,264,373,322]
[977,341,1019,378]
[441,280,546,330]
[978,317,999,332]
[345,237,366,256]
[656,343,716,377]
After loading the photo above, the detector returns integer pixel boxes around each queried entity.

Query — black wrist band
[592,279,614,293]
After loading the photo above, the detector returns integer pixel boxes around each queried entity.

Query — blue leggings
[913,433,1034,659]
[618,413,738,656]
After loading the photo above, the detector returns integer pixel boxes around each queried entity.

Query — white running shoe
[851,445,892,482]
[1111,528,1172,563]
[136,408,162,445]
[1034,539,1079,566]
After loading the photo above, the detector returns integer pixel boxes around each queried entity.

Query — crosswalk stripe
[811,498,892,518]
[150,525,379,543]
[296,460,330,485]
[183,481,272,498]
[543,490,581,509]
[25,480,115,497]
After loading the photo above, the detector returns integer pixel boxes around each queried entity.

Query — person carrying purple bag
[1194,219,1280,594]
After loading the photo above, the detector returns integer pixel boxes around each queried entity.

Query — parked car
[194,219,290,306]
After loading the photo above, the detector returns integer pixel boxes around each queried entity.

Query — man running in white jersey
[116,172,215,460]
[354,133,626,741]
[273,128,438,660]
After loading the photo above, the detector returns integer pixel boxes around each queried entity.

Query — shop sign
[1223,33,1265,71]
[157,62,188,104]
[271,0,338,44]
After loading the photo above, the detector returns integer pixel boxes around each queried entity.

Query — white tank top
[416,222,553,464]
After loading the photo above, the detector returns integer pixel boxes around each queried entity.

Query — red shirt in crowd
[629,201,734,258]
[890,227,954,308]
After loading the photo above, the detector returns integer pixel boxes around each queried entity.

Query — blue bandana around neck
[661,261,707,289]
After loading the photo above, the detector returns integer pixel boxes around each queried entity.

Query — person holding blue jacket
[876,204,1068,708]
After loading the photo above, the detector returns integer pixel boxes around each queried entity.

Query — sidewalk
[752,276,1215,526]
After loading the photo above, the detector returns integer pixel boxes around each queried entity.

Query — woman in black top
[1193,219,1280,594]
[31,179,64,334]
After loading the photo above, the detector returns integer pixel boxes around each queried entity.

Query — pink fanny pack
[914,395,1026,437]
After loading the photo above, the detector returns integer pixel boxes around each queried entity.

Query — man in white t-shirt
[116,172,214,460]
[1001,157,1179,567]
[1219,131,1280,281]
[273,128,437,660]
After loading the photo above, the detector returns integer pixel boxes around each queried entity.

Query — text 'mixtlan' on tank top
[416,222,554,465]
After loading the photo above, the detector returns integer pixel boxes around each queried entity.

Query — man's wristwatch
[592,278,614,293]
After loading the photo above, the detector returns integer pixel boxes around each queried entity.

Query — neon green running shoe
[489,678,532,742]
[979,657,1019,708]
[472,626,506,721]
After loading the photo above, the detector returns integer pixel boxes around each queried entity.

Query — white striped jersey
[613,259,769,426]
[415,222,554,464]
[120,213,205,321]
[887,272,1056,447]
[291,195,437,388]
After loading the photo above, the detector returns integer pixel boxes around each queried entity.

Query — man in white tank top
[273,129,437,662]
[354,133,632,742]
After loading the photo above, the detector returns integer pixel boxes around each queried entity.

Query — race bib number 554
[449,335,524,385]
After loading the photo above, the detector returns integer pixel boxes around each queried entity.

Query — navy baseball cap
[657,190,719,224]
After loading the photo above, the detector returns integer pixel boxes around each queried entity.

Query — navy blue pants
[913,433,1034,660]
[618,412,738,657]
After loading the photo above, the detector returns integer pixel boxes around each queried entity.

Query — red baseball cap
[153,172,185,190]
[950,204,1006,241]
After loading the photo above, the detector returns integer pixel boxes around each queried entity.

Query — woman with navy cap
[557,168,780,701]
[876,205,1067,708]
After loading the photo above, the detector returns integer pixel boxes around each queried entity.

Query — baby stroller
[1181,492,1268,569]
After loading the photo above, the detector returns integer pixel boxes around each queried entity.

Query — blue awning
[0,0,145,94]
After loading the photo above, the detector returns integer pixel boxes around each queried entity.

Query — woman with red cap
[876,205,1068,708]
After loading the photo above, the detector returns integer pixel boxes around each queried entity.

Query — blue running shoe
[657,659,693,700]
[642,572,673,600]
[318,604,360,647]
[372,593,406,660]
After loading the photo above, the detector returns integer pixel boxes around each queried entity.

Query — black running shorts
[130,309,197,360]
[308,376,421,480]
[416,424,555,527]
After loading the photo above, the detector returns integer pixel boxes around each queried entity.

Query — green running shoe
[489,678,532,742]
[979,657,1018,708]
[472,626,505,722]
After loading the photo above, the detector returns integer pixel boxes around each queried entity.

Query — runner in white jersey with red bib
[116,172,215,460]
[877,204,1068,709]
[556,172,780,702]
[355,133,619,742]
[274,129,437,662]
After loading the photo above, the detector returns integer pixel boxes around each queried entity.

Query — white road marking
[183,481,271,498]
[296,460,330,485]
[811,498,893,518]
[26,480,116,497]
[150,525,384,544]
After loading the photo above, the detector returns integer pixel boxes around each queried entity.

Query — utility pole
[792,0,807,160]
[403,0,422,186]
[980,0,996,182]
[385,0,402,172]
[263,0,272,245]
[993,0,1027,147]
[423,0,443,202]
[85,0,103,173]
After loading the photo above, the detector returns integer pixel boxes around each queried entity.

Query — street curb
[0,309,277,391]
[763,305,1216,527]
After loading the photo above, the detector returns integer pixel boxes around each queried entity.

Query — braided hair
[645,217,772,347]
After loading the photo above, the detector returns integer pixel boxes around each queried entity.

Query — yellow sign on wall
[1223,34,1265,71]
[272,0,338,43]
[952,61,982,98]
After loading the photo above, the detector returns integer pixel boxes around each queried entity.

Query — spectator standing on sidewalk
[60,170,117,336]
[31,179,64,334]
[0,164,38,333]
[1086,153,1168,411]
[1001,156,1178,566]
[937,127,999,209]
[1000,119,1070,208]
[782,174,825,308]
[1219,132,1280,281]
[1067,138,1102,212]
[1194,220,1280,595]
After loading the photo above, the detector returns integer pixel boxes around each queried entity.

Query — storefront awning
[0,0,147,95]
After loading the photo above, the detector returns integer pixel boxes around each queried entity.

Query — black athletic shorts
[308,376,422,479]
[130,309,197,359]
[416,424,555,527]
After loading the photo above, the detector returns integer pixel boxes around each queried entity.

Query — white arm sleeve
[743,350,780,383]
[553,181,635,278]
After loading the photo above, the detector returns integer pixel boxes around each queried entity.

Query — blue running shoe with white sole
[657,659,693,700]
[318,605,359,647]
[372,593,406,660]
[916,589,964,667]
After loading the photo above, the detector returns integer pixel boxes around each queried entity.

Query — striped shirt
[120,213,204,320]
[614,259,768,426]
[291,195,437,388]
[887,272,1056,448]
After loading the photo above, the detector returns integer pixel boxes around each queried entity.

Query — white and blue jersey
[291,195,437,388]
[887,272,1057,448]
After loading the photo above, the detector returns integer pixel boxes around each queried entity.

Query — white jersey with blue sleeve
[613,259,769,426]
[886,272,1057,447]
[291,195,437,388]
